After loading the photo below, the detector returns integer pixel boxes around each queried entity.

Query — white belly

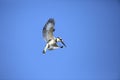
[48,39,56,45]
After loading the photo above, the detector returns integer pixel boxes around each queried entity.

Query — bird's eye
[60,38,62,40]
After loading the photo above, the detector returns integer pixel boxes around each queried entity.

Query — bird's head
[56,37,66,47]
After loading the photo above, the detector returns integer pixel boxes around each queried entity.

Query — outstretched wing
[42,18,55,42]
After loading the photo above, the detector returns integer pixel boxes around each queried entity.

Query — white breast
[48,39,56,45]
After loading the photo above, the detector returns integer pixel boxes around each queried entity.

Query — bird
[42,18,66,54]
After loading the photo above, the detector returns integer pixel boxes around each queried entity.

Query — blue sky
[0,0,120,80]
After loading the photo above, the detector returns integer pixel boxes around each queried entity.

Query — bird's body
[42,18,66,54]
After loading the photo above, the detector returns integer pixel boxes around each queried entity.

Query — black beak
[61,40,66,47]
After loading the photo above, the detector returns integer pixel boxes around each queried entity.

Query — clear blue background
[0,0,120,80]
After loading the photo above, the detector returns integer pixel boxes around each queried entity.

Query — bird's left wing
[42,18,55,42]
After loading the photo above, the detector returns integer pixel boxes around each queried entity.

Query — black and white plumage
[42,18,66,54]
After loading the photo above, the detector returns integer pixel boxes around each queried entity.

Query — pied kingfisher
[42,18,66,54]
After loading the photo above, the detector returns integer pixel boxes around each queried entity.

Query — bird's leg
[43,43,49,54]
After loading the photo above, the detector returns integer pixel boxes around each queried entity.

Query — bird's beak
[61,40,66,47]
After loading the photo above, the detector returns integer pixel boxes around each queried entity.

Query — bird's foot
[60,46,63,48]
